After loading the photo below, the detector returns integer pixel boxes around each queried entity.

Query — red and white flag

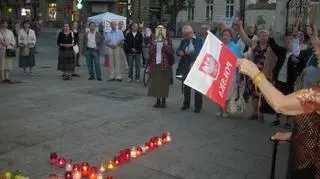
[184,31,238,108]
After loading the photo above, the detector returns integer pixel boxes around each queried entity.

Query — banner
[184,31,238,108]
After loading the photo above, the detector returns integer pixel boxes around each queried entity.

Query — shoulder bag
[0,30,16,57]
[226,75,246,114]
[71,32,79,54]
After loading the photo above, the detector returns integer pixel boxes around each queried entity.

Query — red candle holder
[73,163,80,172]
[157,137,163,146]
[89,166,97,179]
[125,148,131,161]
[64,171,72,179]
[50,152,58,165]
[113,156,120,166]
[57,157,66,168]
[162,132,171,143]
[106,176,113,179]
[81,162,90,177]
[148,139,154,149]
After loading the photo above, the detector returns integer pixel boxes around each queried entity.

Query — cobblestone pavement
[0,30,290,179]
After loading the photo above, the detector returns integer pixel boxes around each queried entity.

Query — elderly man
[105,21,125,81]
[200,24,210,41]
[176,25,203,113]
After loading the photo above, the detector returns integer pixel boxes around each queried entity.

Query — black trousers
[183,84,203,110]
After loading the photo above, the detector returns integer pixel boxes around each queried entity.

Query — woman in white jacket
[0,19,16,83]
[18,20,37,74]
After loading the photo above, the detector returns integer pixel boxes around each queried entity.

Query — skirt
[19,48,35,68]
[275,80,294,95]
[58,49,75,72]
[0,49,12,71]
[148,64,170,98]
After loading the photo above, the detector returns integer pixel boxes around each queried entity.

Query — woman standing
[0,19,16,83]
[148,26,174,108]
[57,23,75,80]
[18,20,37,74]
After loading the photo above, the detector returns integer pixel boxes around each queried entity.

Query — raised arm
[235,21,252,47]
[238,58,320,116]
[268,37,285,56]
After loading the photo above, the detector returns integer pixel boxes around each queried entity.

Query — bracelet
[253,72,265,86]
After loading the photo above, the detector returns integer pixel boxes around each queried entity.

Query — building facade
[0,0,40,20]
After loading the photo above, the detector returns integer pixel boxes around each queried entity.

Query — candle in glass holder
[162,132,171,143]
[65,160,72,172]
[142,143,149,153]
[89,166,98,179]
[106,176,113,179]
[57,157,66,168]
[107,160,114,169]
[125,149,131,161]
[97,173,103,179]
[99,163,106,172]
[136,147,143,156]
[81,162,90,177]
[113,156,120,166]
[130,147,137,158]
[72,171,81,179]
[157,137,163,146]
[50,152,58,165]
[73,163,80,172]
[64,171,72,179]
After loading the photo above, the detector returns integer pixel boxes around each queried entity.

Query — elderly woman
[237,22,320,177]
[235,19,278,122]
[148,25,174,108]
[18,20,37,74]
[57,23,76,80]
[0,19,16,83]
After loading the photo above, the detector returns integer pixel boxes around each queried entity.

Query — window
[206,0,214,20]
[188,0,194,20]
[48,3,57,21]
[225,0,234,18]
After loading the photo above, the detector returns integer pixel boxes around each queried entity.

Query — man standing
[125,23,143,82]
[106,21,125,81]
[82,22,104,81]
[176,25,203,113]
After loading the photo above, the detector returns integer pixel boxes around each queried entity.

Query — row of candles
[49,132,171,179]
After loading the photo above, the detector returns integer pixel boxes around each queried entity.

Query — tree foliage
[161,0,188,14]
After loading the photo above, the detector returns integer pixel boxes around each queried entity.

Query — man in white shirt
[82,22,104,81]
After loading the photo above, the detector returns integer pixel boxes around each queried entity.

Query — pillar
[274,0,287,39]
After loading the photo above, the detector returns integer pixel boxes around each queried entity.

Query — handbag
[226,76,246,114]
[71,32,79,54]
[0,30,16,57]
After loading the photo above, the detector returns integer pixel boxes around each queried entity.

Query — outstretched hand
[237,58,260,79]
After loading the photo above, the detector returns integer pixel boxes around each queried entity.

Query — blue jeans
[85,49,101,79]
[303,66,320,88]
[128,53,141,80]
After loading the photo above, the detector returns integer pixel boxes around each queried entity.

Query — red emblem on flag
[199,53,220,80]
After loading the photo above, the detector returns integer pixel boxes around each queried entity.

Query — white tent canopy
[88,12,126,32]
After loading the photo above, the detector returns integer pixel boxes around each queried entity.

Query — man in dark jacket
[125,23,143,82]
[176,25,203,113]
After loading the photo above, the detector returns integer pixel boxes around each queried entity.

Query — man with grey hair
[176,24,203,113]
[105,21,125,81]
